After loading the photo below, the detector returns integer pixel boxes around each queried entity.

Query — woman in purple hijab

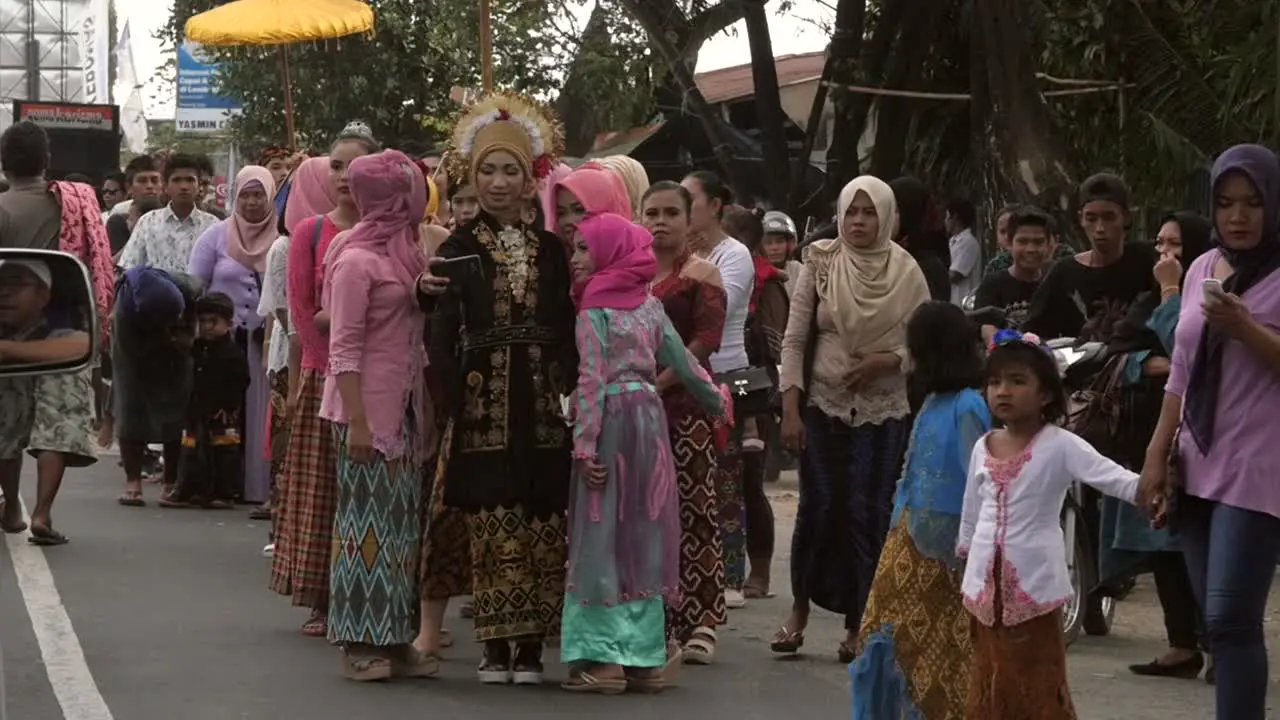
[1139,143,1280,719]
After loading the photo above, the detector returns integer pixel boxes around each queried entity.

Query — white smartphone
[1203,278,1226,302]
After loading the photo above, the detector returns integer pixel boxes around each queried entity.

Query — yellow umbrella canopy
[184,0,373,46]
[183,0,375,148]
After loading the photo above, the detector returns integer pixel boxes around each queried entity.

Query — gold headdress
[447,92,564,186]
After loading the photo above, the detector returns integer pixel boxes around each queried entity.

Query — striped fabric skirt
[665,415,726,642]
[269,369,338,611]
[327,422,423,647]
[418,421,472,601]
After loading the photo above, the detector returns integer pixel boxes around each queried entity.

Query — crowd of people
[0,88,1278,718]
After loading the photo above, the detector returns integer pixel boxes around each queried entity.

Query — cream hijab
[807,175,928,354]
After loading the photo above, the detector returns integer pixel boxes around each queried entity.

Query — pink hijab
[540,162,572,233]
[227,165,278,273]
[555,164,633,228]
[284,156,337,235]
[333,149,429,289]
[577,212,656,311]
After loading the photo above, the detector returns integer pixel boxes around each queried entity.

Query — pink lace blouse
[957,425,1138,627]
[318,246,425,460]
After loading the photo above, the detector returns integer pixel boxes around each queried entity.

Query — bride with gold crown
[417,92,576,686]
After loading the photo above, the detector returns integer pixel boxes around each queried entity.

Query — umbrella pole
[479,0,493,91]
[279,46,297,149]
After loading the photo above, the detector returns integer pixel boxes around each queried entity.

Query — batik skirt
[470,504,566,643]
[326,422,423,647]
[266,370,289,535]
[715,423,746,590]
[665,415,726,642]
[418,421,472,601]
[269,369,338,610]
[966,609,1076,719]
[790,407,908,626]
[851,517,970,719]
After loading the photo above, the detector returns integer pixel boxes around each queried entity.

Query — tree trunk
[743,0,790,209]
[824,0,878,202]
[619,0,748,189]
[867,0,947,179]
[970,0,1074,242]
[556,5,612,156]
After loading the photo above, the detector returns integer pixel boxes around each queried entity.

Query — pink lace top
[957,425,1139,627]
[287,214,341,371]
[318,246,426,461]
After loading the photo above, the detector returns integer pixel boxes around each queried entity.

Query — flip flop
[27,525,69,546]
[117,491,145,507]
[0,500,28,534]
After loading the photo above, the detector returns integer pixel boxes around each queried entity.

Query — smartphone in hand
[1202,277,1226,304]
[432,254,485,285]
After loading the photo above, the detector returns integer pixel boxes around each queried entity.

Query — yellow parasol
[185,0,375,149]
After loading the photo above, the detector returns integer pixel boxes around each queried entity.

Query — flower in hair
[988,328,1048,354]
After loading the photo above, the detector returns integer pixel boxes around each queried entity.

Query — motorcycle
[1047,338,1117,646]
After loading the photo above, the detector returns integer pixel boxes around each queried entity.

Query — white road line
[4,499,113,720]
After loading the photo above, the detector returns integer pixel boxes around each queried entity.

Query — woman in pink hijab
[540,162,572,234]
[283,156,337,235]
[559,212,729,694]
[319,150,436,680]
[180,165,279,507]
[553,164,632,247]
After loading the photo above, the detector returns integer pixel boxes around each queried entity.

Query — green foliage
[160,0,657,151]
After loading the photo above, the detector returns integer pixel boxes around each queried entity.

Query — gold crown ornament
[447,91,564,184]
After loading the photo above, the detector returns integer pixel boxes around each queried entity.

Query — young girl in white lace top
[958,330,1139,718]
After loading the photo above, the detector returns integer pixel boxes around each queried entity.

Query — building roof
[695,51,826,105]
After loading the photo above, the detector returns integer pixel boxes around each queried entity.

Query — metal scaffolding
[0,0,87,128]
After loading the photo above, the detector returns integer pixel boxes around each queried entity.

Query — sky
[114,0,835,119]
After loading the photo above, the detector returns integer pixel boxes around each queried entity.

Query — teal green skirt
[561,592,666,667]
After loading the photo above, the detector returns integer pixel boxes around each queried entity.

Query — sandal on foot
[203,499,234,510]
[157,496,195,508]
[460,600,475,619]
[301,613,328,637]
[837,641,856,664]
[396,646,440,678]
[663,645,683,685]
[561,671,626,695]
[770,625,805,654]
[117,490,145,507]
[743,581,774,599]
[27,524,69,546]
[343,653,392,682]
[0,500,27,534]
[683,627,717,665]
[627,668,666,694]
[248,506,272,520]
[440,628,455,649]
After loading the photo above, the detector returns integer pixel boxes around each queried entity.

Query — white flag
[113,21,149,153]
[77,0,110,104]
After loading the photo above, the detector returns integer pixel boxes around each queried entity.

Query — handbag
[714,365,775,416]
[1163,425,1187,532]
[1064,354,1126,454]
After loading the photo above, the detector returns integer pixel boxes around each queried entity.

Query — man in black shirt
[974,206,1056,340]
[1022,173,1158,342]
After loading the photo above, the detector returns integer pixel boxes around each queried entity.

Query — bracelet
[1160,285,1180,295]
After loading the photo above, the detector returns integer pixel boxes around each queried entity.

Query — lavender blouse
[188,223,266,332]
[1167,249,1280,520]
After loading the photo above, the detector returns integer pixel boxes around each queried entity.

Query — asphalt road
[0,459,1273,719]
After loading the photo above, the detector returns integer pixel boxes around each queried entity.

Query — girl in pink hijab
[559,212,729,694]
[284,156,338,235]
[318,149,435,680]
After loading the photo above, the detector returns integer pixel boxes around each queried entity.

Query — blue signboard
[176,41,241,132]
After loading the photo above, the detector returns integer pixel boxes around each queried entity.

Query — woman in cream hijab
[595,155,650,220]
[770,175,929,661]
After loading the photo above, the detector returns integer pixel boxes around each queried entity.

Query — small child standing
[851,301,991,719]
[160,292,249,509]
[959,330,1140,719]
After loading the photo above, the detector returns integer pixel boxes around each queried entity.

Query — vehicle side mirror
[0,249,98,378]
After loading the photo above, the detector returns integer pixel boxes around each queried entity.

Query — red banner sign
[17,103,115,131]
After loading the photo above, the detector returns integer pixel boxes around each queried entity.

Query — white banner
[114,21,148,153]
[78,0,111,104]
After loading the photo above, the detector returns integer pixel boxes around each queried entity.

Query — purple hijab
[1184,144,1280,453]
